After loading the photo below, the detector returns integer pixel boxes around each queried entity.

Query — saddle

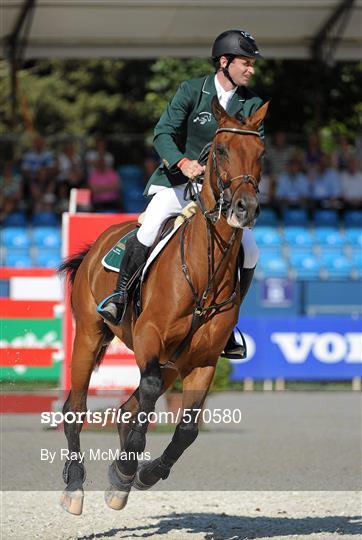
[101,202,198,318]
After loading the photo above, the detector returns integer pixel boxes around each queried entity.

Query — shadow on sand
[77,511,362,539]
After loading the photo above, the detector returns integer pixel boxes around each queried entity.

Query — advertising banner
[232,316,362,380]
[0,269,63,382]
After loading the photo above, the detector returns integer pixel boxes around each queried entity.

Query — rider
[98,29,264,359]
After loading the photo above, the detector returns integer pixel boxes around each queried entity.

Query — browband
[215,127,260,137]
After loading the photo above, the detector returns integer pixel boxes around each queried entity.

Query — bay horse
[60,97,268,515]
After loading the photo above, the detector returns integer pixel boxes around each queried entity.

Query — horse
[59,97,268,515]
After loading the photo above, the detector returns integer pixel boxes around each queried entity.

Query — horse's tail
[58,245,93,288]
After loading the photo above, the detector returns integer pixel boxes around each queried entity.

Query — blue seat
[34,249,61,268]
[122,189,146,213]
[282,208,308,226]
[3,211,27,227]
[351,251,362,272]
[4,250,32,268]
[1,227,30,249]
[344,210,362,227]
[345,228,362,248]
[313,227,344,249]
[258,252,289,278]
[254,227,282,248]
[257,208,278,226]
[284,227,313,247]
[287,246,314,256]
[289,252,321,279]
[320,252,354,279]
[119,165,144,185]
[314,209,339,227]
[32,227,61,248]
[32,212,59,227]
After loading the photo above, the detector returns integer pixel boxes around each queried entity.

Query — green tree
[0,59,153,137]
[1,57,360,143]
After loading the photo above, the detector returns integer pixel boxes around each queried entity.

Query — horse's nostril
[237,200,246,212]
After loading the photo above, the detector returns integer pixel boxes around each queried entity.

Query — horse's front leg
[105,358,175,510]
[104,389,139,510]
[134,364,216,490]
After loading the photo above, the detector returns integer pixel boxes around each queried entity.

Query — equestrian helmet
[212,29,262,59]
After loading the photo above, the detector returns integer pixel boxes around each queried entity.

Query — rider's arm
[153,81,194,171]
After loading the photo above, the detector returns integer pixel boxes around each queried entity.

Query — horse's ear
[248,101,270,128]
[212,96,228,123]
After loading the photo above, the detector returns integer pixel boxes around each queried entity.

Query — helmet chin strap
[222,57,237,88]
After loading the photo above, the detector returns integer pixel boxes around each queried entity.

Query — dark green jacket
[144,74,263,195]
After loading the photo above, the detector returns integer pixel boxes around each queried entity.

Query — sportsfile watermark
[40,407,243,428]
[2,393,361,491]
[40,448,152,464]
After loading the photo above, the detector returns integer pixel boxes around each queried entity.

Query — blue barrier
[231,316,362,380]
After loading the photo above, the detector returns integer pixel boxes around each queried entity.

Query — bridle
[190,126,261,223]
[167,125,262,368]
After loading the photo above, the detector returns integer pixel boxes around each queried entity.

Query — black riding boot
[98,235,149,325]
[221,267,255,360]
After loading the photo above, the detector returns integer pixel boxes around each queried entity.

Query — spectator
[275,157,309,209]
[21,135,57,213]
[340,156,362,209]
[303,133,322,173]
[266,131,295,181]
[332,135,356,172]
[86,137,114,172]
[309,153,341,210]
[56,141,84,213]
[88,157,121,212]
[258,172,275,209]
[0,161,23,222]
[143,151,160,179]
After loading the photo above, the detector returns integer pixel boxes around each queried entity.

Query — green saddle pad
[102,227,138,272]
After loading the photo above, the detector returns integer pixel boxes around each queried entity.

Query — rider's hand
[179,159,205,179]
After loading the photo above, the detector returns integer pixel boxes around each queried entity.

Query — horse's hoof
[104,486,130,510]
[60,489,84,515]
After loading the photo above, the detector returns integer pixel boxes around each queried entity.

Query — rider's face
[221,56,256,86]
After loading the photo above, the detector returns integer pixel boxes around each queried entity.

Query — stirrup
[220,328,247,360]
[97,293,127,325]
[96,292,123,312]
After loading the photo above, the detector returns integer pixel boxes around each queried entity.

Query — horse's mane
[58,244,93,286]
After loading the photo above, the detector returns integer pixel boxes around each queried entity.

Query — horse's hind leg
[134,365,215,490]
[61,321,110,515]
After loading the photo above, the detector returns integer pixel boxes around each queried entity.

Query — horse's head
[208,96,269,228]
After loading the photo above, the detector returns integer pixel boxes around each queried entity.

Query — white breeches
[137,185,259,269]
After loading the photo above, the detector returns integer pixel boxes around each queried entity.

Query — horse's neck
[188,174,242,287]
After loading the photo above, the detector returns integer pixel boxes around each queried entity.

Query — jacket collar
[228,86,246,115]
[202,75,246,115]
[201,75,217,96]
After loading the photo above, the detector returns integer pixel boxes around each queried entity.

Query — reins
[163,126,260,368]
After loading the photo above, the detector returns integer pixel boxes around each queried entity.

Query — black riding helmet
[212,29,262,87]
[212,29,262,59]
